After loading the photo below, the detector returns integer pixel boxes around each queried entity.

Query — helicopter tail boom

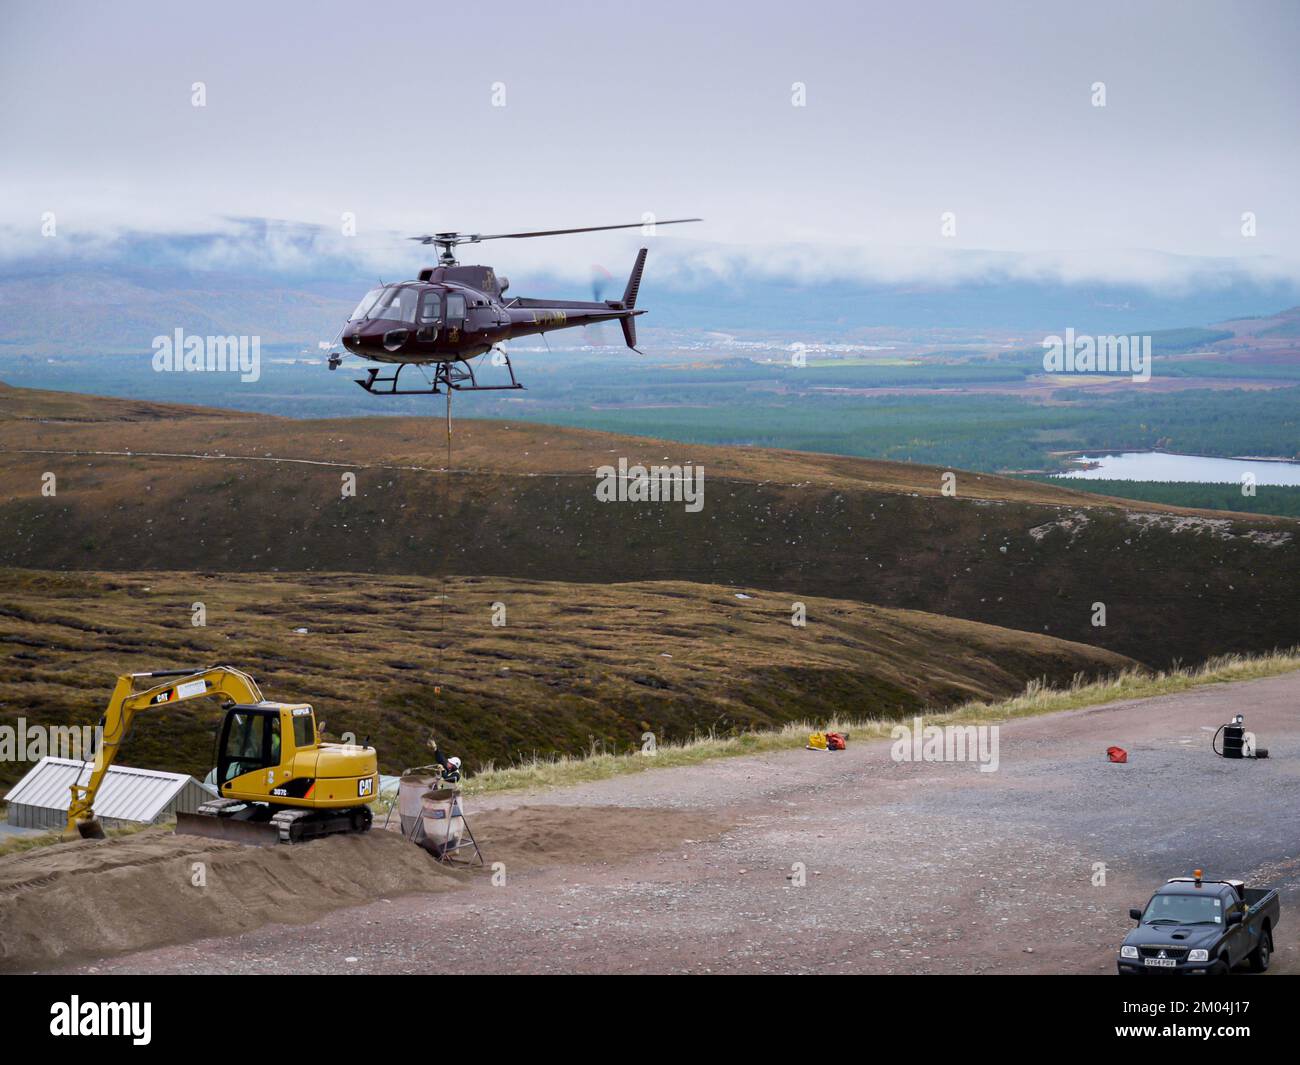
[506,248,650,350]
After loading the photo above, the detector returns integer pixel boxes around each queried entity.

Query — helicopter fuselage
[339,264,641,366]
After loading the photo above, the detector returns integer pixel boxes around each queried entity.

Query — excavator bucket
[175,811,282,847]
[74,818,106,841]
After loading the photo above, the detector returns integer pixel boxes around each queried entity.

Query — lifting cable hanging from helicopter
[326,218,702,715]
[436,382,451,701]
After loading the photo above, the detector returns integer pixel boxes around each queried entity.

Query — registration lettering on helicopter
[532,309,567,325]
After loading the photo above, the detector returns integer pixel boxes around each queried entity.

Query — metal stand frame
[436,804,485,868]
[385,774,485,868]
[402,797,484,867]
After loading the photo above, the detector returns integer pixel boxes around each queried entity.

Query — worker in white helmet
[427,735,462,784]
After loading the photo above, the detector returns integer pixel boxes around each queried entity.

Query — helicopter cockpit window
[419,292,442,323]
[366,285,420,324]
[348,288,383,322]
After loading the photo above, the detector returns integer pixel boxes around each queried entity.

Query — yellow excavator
[66,666,380,846]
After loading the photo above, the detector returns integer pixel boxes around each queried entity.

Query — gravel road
[54,671,1300,975]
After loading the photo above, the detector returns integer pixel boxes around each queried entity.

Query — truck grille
[1138,946,1188,960]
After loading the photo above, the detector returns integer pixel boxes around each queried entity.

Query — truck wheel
[1208,958,1229,976]
[1248,932,1271,973]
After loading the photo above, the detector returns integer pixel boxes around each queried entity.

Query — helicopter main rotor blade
[471,219,702,242]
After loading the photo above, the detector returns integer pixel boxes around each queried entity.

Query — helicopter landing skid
[355,356,524,396]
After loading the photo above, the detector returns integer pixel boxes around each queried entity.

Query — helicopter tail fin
[619,248,648,352]
[622,248,648,310]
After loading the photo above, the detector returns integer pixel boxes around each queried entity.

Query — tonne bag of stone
[417,787,465,855]
[397,774,439,838]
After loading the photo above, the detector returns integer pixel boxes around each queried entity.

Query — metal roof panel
[4,757,194,821]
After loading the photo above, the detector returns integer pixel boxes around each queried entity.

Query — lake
[1054,452,1300,485]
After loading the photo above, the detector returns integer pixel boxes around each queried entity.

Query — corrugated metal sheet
[4,757,198,823]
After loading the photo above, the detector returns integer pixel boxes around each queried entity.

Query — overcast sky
[1,0,1297,285]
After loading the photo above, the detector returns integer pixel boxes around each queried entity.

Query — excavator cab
[217,706,284,784]
[212,701,379,815]
[194,699,377,844]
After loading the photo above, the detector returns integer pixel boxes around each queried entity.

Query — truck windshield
[1142,893,1223,925]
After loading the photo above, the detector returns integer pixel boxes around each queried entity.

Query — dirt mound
[469,805,729,870]
[0,828,456,971]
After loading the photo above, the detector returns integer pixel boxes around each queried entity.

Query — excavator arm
[65,666,264,839]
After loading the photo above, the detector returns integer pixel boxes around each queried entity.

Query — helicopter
[327,219,700,395]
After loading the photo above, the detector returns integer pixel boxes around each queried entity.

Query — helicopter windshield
[349,285,421,323]
[364,285,420,324]
[348,288,383,321]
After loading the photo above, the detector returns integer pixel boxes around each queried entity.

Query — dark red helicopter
[328,219,700,395]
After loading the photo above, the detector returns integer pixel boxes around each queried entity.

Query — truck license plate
[1144,958,1176,968]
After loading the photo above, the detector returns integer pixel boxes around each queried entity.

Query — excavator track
[176,803,372,847]
[270,806,373,844]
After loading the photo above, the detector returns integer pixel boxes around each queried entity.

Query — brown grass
[0,568,1134,788]
[2,385,1294,672]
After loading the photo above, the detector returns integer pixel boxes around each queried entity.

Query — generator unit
[1213,714,1269,760]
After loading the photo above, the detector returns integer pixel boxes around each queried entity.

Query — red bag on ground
[826,732,847,751]
[1107,746,1128,763]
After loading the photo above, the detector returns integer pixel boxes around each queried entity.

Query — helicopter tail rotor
[587,265,615,346]
[591,263,614,302]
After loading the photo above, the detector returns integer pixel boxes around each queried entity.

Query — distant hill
[5,231,1300,354]
[0,268,359,354]
[1,384,1295,669]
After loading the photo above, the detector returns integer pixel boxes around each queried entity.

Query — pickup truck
[1117,872,1280,975]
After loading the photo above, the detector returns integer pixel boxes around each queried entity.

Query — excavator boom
[66,667,263,839]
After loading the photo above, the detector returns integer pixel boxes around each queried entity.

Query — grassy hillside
[0,569,1136,788]
[0,384,1295,667]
